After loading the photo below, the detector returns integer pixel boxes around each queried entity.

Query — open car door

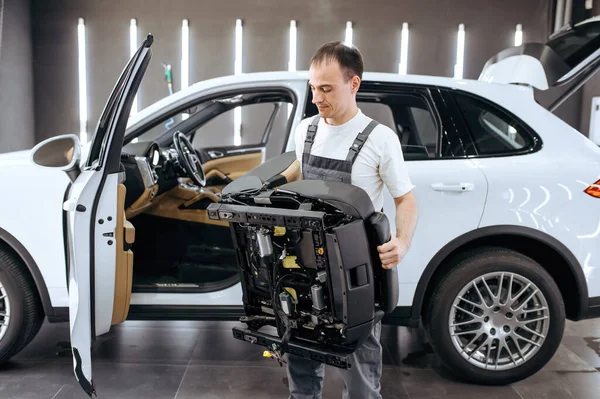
[479,16,600,111]
[30,35,153,396]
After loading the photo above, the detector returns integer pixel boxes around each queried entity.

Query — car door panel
[64,170,118,396]
[375,85,488,307]
[62,35,152,396]
[383,159,488,306]
[202,150,263,182]
[112,183,135,325]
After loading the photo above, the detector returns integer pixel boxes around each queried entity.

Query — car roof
[126,70,534,130]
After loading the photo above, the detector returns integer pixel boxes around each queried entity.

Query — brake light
[585,180,600,198]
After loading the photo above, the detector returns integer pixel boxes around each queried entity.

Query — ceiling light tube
[514,24,523,46]
[345,21,353,46]
[288,20,297,117]
[182,19,189,90]
[78,18,88,145]
[399,22,409,75]
[234,19,243,145]
[289,20,297,72]
[454,24,465,79]
[130,18,138,116]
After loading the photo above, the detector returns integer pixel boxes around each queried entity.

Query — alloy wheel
[448,271,550,370]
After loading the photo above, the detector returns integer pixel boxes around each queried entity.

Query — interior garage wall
[30,0,554,144]
[0,0,35,153]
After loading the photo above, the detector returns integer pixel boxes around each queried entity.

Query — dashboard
[120,140,178,212]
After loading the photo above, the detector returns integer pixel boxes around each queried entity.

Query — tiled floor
[1,317,598,398]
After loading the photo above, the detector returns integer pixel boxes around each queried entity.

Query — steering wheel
[172,131,206,186]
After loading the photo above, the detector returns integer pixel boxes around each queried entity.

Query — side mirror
[30,134,82,182]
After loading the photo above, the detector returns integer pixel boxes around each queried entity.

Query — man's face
[309,60,359,122]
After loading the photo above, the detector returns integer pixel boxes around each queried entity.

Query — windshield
[131,101,215,143]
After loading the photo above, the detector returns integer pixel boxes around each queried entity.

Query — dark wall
[0,0,35,153]
[30,0,552,144]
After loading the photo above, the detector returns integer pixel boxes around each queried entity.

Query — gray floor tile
[543,343,597,372]
[90,323,201,365]
[173,364,290,399]
[55,363,187,399]
[511,370,581,399]
[402,368,522,399]
[0,363,65,399]
[561,336,600,370]
[558,370,600,399]
[0,361,185,399]
[563,319,600,337]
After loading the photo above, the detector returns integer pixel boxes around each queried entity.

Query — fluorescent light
[288,20,297,117]
[289,20,297,72]
[399,22,409,75]
[235,19,243,75]
[345,21,353,46]
[514,24,523,46]
[454,24,465,79]
[78,18,88,145]
[130,19,137,58]
[181,19,189,90]
[234,19,243,145]
[130,19,138,116]
[181,19,190,121]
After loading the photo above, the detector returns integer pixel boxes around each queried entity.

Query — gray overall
[286,115,383,399]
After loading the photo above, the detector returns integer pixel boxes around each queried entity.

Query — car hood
[0,150,31,166]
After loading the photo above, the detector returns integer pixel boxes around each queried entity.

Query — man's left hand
[377,236,409,269]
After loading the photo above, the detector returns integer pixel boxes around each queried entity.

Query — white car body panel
[0,152,71,306]
[0,70,599,313]
[385,159,489,305]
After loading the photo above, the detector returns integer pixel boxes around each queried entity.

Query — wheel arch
[414,225,588,324]
[0,226,54,319]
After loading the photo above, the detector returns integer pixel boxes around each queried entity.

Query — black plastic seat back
[366,212,399,315]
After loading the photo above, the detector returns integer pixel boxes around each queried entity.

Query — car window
[132,95,293,161]
[358,96,438,160]
[453,92,534,155]
[191,101,291,160]
[134,102,214,143]
[547,21,600,68]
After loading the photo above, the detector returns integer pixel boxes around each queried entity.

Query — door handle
[431,182,474,192]
[208,150,224,159]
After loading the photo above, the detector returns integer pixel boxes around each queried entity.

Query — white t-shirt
[294,109,414,211]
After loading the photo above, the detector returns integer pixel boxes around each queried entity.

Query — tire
[426,247,565,385]
[0,244,45,364]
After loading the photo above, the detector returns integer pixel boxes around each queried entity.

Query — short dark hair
[310,41,364,81]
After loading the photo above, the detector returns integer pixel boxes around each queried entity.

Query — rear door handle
[431,182,474,192]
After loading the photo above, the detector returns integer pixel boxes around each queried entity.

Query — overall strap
[303,115,320,156]
[345,120,379,165]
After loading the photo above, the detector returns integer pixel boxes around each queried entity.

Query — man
[287,41,418,399]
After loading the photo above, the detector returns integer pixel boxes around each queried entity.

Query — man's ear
[351,76,361,93]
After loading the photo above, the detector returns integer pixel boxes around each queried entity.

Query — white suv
[2,18,600,396]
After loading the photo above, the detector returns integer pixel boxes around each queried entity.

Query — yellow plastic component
[283,256,300,269]
[263,350,273,358]
[274,226,286,236]
[317,247,324,255]
[284,287,298,303]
